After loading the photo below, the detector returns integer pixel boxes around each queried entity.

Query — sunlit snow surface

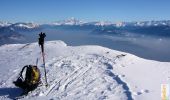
[0,41,170,100]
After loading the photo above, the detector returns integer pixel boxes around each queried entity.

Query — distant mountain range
[0,18,170,45]
[49,18,170,27]
[1,18,170,27]
[1,18,170,29]
[0,22,40,45]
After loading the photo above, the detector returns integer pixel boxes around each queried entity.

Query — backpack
[13,65,41,91]
[24,65,40,85]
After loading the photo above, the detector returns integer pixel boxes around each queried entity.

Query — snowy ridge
[12,22,39,29]
[52,17,85,26]
[50,19,170,27]
[1,19,170,27]
[0,41,170,100]
[94,21,113,26]
[0,21,12,27]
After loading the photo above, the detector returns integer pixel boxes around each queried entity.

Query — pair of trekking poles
[38,32,48,87]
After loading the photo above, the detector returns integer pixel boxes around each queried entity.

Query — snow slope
[0,41,169,100]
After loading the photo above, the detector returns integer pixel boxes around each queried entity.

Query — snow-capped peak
[125,20,170,27]
[52,17,85,25]
[115,22,126,27]
[94,21,113,26]
[64,17,81,25]
[14,22,39,29]
[0,21,12,27]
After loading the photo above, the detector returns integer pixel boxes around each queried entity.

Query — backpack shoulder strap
[19,65,28,79]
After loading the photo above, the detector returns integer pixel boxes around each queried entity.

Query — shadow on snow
[0,87,23,99]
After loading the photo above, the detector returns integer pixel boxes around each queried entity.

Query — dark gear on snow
[13,65,41,92]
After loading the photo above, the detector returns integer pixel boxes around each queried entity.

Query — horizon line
[1,18,170,24]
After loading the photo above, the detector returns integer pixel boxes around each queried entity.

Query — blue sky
[0,0,170,23]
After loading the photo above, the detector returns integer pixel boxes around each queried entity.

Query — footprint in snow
[106,51,109,54]
[133,89,149,96]
[118,75,125,78]
[141,89,149,93]
[121,64,125,67]
[133,92,142,95]
[104,63,113,70]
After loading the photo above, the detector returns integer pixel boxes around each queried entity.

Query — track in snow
[26,54,133,100]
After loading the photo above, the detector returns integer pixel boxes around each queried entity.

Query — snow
[52,18,85,26]
[51,19,170,27]
[0,40,170,100]
[14,23,39,29]
[94,21,113,26]
[0,21,11,27]
[115,22,126,27]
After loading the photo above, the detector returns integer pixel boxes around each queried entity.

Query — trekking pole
[41,48,48,87]
[39,32,48,87]
[36,58,39,66]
